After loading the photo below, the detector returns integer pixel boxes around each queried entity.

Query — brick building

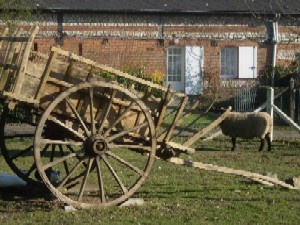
[2,0,300,95]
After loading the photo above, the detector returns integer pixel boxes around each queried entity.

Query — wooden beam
[183,106,232,147]
[0,28,23,91]
[163,96,189,142]
[35,49,58,100]
[155,85,173,133]
[13,26,39,95]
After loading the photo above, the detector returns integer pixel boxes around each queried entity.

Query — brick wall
[4,12,300,81]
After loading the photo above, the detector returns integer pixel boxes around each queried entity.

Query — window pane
[221,47,238,78]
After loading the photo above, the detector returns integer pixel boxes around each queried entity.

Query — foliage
[0,0,39,30]
[260,64,299,87]
[97,67,165,98]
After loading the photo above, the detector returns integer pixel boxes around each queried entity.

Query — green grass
[0,134,299,224]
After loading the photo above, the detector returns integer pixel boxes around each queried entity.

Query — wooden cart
[0,27,230,208]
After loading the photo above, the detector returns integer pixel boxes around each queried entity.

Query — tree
[0,0,38,28]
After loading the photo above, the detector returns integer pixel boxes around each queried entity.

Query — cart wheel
[0,104,39,184]
[34,81,156,208]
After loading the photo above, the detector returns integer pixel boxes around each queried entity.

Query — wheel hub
[85,136,108,156]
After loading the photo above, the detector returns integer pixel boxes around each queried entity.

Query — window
[221,46,257,79]
[167,47,183,82]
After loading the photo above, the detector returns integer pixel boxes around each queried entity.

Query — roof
[36,0,300,15]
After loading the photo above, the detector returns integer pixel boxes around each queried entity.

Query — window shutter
[185,46,203,95]
[238,46,257,78]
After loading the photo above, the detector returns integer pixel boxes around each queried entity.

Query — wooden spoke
[108,143,152,152]
[106,151,143,176]
[40,139,83,146]
[101,154,128,194]
[48,115,85,140]
[57,158,85,189]
[59,145,70,175]
[95,156,106,203]
[106,122,148,142]
[66,97,90,137]
[11,144,33,160]
[89,87,96,135]
[103,101,137,137]
[97,89,117,135]
[77,157,94,202]
[43,152,77,170]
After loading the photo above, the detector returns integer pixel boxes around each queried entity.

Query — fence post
[290,78,295,121]
[267,87,274,141]
[295,89,299,124]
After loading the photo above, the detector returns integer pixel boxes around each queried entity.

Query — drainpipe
[271,15,280,87]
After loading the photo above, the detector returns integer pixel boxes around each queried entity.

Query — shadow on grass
[0,184,62,212]
[194,147,226,152]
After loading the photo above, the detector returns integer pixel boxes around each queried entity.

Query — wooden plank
[165,141,195,154]
[183,107,232,147]
[51,46,186,98]
[155,85,173,133]
[63,58,76,81]
[13,26,39,95]
[35,50,58,100]
[0,28,23,91]
[3,91,39,105]
[273,104,300,133]
[163,96,189,142]
[168,157,298,190]
[48,77,73,88]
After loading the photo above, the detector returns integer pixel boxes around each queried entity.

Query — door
[166,47,184,92]
[185,46,203,95]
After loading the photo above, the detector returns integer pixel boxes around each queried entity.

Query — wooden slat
[165,141,195,154]
[3,91,39,105]
[0,28,23,91]
[47,77,73,88]
[13,26,39,95]
[155,85,173,133]
[35,50,58,100]
[163,96,189,142]
[63,58,76,81]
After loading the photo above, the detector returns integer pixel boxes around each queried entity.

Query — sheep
[219,112,272,151]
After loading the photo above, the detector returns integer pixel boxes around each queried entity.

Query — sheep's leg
[258,138,265,151]
[231,137,236,151]
[265,133,272,151]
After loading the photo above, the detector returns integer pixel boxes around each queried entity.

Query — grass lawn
[0,131,299,225]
